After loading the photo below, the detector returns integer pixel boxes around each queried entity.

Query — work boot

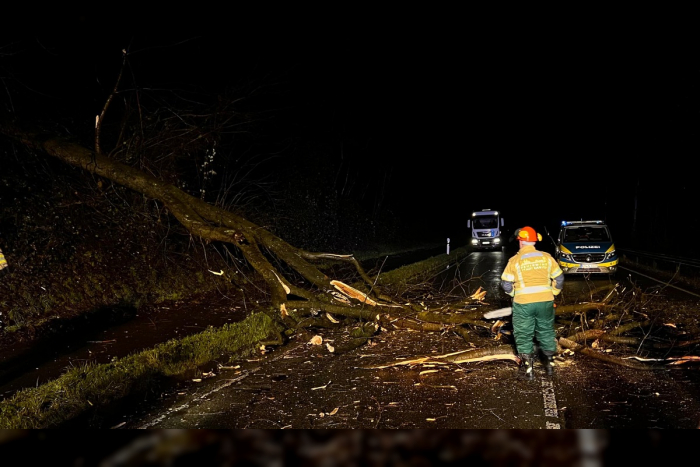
[542,350,556,376]
[519,353,534,381]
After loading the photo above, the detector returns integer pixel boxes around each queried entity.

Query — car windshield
[563,226,610,242]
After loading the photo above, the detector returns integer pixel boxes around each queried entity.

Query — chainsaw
[483,307,512,319]
[483,303,557,320]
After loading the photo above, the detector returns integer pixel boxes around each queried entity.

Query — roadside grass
[0,311,282,429]
[0,245,470,429]
[376,246,471,287]
[351,240,445,262]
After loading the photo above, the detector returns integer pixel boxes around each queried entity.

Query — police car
[554,220,618,275]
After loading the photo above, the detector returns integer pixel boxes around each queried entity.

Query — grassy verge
[351,240,445,262]
[376,246,472,287]
[0,311,282,429]
[0,245,472,429]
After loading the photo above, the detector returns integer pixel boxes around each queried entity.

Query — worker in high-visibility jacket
[0,246,8,278]
[500,226,564,380]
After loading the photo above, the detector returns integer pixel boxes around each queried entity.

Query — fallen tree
[4,120,699,375]
[1,46,697,375]
[0,45,501,365]
[1,121,493,347]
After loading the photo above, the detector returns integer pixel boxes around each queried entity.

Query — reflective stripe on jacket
[500,245,563,304]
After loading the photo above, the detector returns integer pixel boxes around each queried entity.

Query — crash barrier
[618,248,700,283]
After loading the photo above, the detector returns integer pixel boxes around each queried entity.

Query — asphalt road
[90,247,700,430]
[107,323,567,429]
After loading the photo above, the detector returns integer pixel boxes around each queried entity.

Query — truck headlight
[494,238,501,244]
[560,253,573,261]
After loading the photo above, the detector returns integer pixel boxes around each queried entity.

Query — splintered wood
[368,347,518,369]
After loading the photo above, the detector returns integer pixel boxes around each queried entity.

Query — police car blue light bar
[562,220,604,226]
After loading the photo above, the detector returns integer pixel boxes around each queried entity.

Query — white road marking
[541,379,561,429]
[137,341,306,428]
[138,371,254,428]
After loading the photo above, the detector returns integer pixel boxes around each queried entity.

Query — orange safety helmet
[516,226,542,242]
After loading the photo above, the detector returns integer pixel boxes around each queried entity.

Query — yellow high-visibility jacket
[500,245,563,304]
[0,247,7,276]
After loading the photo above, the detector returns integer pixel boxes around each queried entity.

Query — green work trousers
[512,300,556,354]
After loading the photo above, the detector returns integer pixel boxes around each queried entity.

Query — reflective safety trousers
[500,245,563,304]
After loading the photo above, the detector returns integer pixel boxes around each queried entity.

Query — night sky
[3,16,700,250]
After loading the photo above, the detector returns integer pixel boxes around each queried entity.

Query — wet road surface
[101,311,700,430]
[3,244,700,429]
[104,246,700,429]
[106,324,568,429]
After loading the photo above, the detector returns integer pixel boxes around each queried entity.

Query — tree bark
[3,122,685,371]
[0,123,486,343]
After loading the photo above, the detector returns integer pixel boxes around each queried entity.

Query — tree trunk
[0,123,482,342]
